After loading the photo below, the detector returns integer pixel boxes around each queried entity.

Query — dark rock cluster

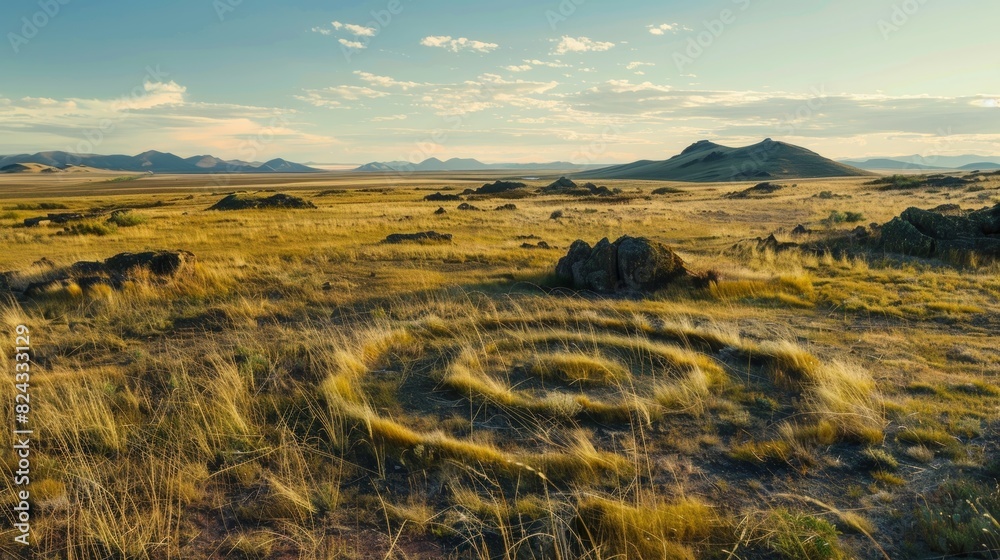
[424,192,462,202]
[207,193,316,210]
[1,250,195,297]
[555,236,689,293]
[879,204,1000,259]
[541,177,618,197]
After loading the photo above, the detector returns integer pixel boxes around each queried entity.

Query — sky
[1,0,998,164]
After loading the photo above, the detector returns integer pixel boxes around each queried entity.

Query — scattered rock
[424,192,462,202]
[23,212,92,227]
[550,210,565,220]
[542,179,618,197]
[791,224,811,236]
[207,193,316,211]
[472,180,528,195]
[434,207,447,215]
[878,203,1000,259]
[382,231,453,244]
[555,236,690,293]
[724,182,785,199]
[867,174,973,191]
[521,241,551,250]
[495,204,518,211]
[4,250,195,298]
[457,203,483,212]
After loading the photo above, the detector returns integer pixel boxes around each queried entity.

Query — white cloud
[295,86,389,108]
[371,114,408,122]
[419,73,559,116]
[331,21,376,37]
[311,27,332,36]
[552,36,615,55]
[0,83,338,158]
[353,71,423,90]
[525,59,571,68]
[626,61,655,71]
[338,38,366,50]
[504,64,533,72]
[420,36,499,53]
[648,23,690,35]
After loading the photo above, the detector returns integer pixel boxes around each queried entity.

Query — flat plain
[0,170,998,559]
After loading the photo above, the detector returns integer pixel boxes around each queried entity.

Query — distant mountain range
[0,151,321,174]
[840,155,1000,171]
[577,139,871,182]
[355,157,606,173]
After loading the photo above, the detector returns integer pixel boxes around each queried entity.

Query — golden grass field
[0,171,998,559]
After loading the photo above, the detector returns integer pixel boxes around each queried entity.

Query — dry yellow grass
[0,173,997,558]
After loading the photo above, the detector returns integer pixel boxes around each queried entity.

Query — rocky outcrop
[542,177,577,193]
[724,182,785,199]
[555,236,690,293]
[424,192,462,202]
[471,181,528,195]
[879,204,1000,259]
[382,231,453,244]
[3,250,195,298]
[103,251,194,277]
[541,178,617,197]
[616,236,689,292]
[207,193,316,210]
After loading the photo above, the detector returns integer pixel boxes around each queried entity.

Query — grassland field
[0,171,998,559]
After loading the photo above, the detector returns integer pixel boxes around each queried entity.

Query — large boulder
[555,240,592,284]
[616,235,688,291]
[555,236,690,293]
[879,204,1000,259]
[572,238,619,293]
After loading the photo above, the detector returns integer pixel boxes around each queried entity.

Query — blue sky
[1,0,997,163]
